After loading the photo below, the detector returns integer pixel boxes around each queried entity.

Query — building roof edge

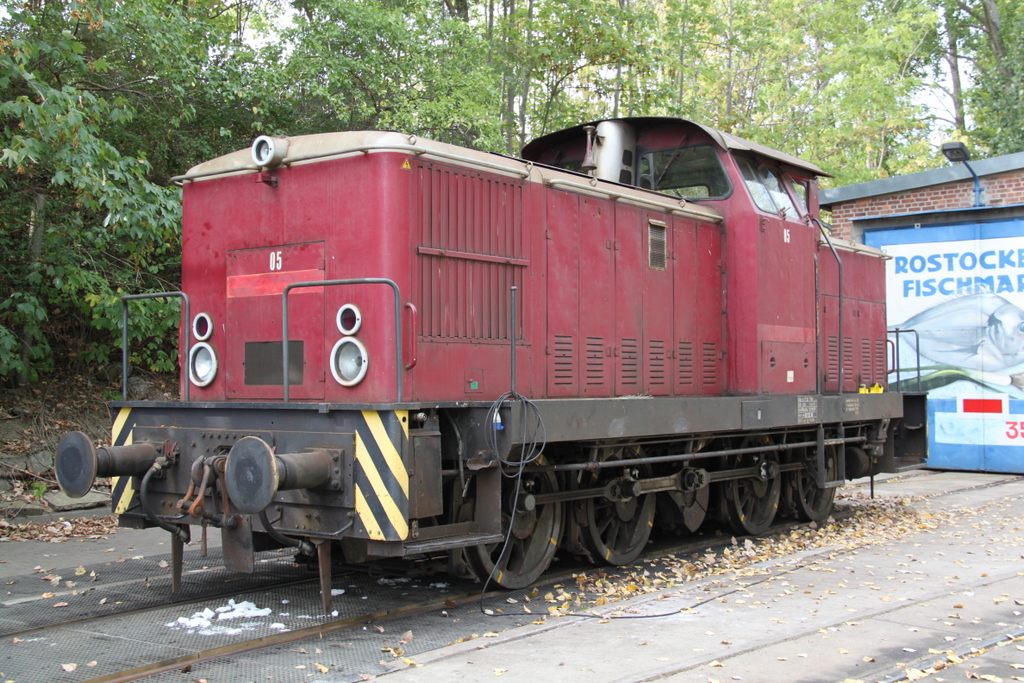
[821,151,1024,208]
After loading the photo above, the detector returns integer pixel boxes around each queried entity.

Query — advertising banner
[865,218,1024,473]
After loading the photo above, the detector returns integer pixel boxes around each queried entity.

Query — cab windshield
[638,145,732,199]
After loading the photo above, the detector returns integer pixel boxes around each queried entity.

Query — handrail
[543,178,722,222]
[121,292,190,402]
[404,303,418,370]
[813,218,845,394]
[888,327,923,392]
[282,279,403,403]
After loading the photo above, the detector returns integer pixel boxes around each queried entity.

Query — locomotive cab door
[224,241,326,400]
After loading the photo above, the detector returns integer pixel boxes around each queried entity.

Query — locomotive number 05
[269,250,283,271]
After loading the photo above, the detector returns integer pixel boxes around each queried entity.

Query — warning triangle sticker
[401,159,412,170]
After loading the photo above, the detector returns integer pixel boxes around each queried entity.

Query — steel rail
[77,586,507,683]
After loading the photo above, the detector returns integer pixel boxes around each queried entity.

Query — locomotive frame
[56,118,927,610]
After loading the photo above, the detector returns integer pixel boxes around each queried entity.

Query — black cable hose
[478,390,548,602]
[139,462,189,544]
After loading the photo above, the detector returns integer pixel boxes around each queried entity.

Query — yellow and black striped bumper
[352,410,410,541]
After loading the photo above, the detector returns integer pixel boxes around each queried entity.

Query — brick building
[820,151,1024,243]
[820,149,1024,474]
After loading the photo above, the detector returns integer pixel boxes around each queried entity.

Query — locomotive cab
[56,118,925,607]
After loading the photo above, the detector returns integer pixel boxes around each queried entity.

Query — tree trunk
[17,193,47,386]
[944,6,966,132]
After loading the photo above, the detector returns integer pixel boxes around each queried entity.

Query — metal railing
[282,279,403,402]
[120,292,191,402]
[888,327,923,392]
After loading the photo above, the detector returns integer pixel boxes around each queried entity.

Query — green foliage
[2,0,1017,386]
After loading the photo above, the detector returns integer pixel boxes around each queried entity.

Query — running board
[404,533,504,555]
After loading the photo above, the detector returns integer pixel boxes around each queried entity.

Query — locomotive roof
[174,130,723,223]
[521,117,831,178]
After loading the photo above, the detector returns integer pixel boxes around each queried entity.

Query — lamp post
[941,141,983,208]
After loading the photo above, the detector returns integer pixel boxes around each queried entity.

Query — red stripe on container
[962,398,1004,414]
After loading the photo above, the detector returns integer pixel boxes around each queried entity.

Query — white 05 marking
[269,251,283,271]
[783,228,791,243]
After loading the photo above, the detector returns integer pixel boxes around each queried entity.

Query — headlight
[330,337,368,386]
[192,312,213,341]
[189,342,218,387]
[336,304,362,336]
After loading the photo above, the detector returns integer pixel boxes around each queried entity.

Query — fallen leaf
[709,660,724,667]
[494,669,508,676]
[374,625,385,633]
[863,656,875,662]
[314,663,329,673]
[401,630,414,642]
[444,599,458,609]
[53,602,69,608]
[61,663,78,672]
[74,566,86,576]
[86,661,97,667]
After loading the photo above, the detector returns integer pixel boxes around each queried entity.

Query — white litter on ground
[164,599,275,636]
[376,577,411,586]
[331,588,345,596]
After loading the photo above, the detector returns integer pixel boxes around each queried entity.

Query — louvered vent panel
[677,341,694,386]
[553,335,574,386]
[648,339,666,387]
[874,339,888,383]
[619,339,639,387]
[416,163,525,340]
[861,339,872,384]
[826,336,839,383]
[843,337,854,386]
[701,342,718,385]
[648,222,667,270]
[585,337,605,386]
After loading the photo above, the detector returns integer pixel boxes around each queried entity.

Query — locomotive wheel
[468,469,563,589]
[579,446,656,565]
[791,446,837,523]
[721,440,781,536]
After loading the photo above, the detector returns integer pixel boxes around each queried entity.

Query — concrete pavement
[374,471,1024,683]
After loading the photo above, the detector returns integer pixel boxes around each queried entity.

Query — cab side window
[737,158,800,219]
[786,176,809,214]
[737,158,775,213]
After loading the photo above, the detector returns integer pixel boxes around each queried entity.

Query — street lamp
[941,141,983,208]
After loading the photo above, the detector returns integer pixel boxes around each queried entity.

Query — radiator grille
[677,341,694,386]
[619,338,639,387]
[552,335,574,386]
[701,342,718,386]
[416,163,525,340]
[585,337,605,386]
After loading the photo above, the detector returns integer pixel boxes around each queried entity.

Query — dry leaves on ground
[0,515,118,542]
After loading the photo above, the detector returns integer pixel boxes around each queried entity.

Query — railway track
[3,473,1016,683]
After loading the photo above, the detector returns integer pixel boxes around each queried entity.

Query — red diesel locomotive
[56,117,926,605]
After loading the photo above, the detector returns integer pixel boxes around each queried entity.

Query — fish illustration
[889,292,1024,372]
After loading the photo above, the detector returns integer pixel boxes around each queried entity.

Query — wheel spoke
[468,471,563,589]
[579,446,655,566]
